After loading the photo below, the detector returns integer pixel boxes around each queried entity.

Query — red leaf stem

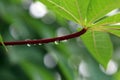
[0,28,87,46]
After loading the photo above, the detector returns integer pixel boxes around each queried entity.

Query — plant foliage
[40,0,120,68]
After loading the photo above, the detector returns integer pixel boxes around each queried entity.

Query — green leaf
[108,30,120,37]
[81,31,113,68]
[39,0,118,67]
[86,0,120,25]
[94,10,120,26]
[0,35,8,52]
[40,0,120,26]
[114,70,120,80]
[40,0,90,26]
[103,26,120,37]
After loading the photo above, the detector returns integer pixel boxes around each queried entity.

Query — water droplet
[62,40,68,43]
[38,43,42,45]
[54,41,59,45]
[27,44,31,47]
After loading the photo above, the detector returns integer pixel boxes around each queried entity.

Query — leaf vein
[47,0,80,24]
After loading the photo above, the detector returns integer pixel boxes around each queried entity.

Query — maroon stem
[0,28,87,46]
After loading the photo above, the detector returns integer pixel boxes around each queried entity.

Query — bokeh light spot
[99,60,118,75]
[29,1,47,18]
[44,53,57,69]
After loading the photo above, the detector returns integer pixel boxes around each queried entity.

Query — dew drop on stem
[54,41,59,45]
[27,44,31,47]
[61,40,68,43]
[38,43,42,45]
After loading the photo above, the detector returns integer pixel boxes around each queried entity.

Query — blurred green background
[0,0,120,80]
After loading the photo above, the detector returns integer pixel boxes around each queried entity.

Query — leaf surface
[81,31,113,68]
[86,0,120,25]
[94,10,120,26]
[39,0,119,67]
[40,0,91,26]
[104,26,120,37]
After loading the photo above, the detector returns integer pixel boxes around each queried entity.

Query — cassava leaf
[81,31,113,68]
[103,26,120,37]
[40,0,90,26]
[40,0,120,26]
[86,0,120,25]
[94,9,120,26]
[39,0,118,67]
[108,30,120,37]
